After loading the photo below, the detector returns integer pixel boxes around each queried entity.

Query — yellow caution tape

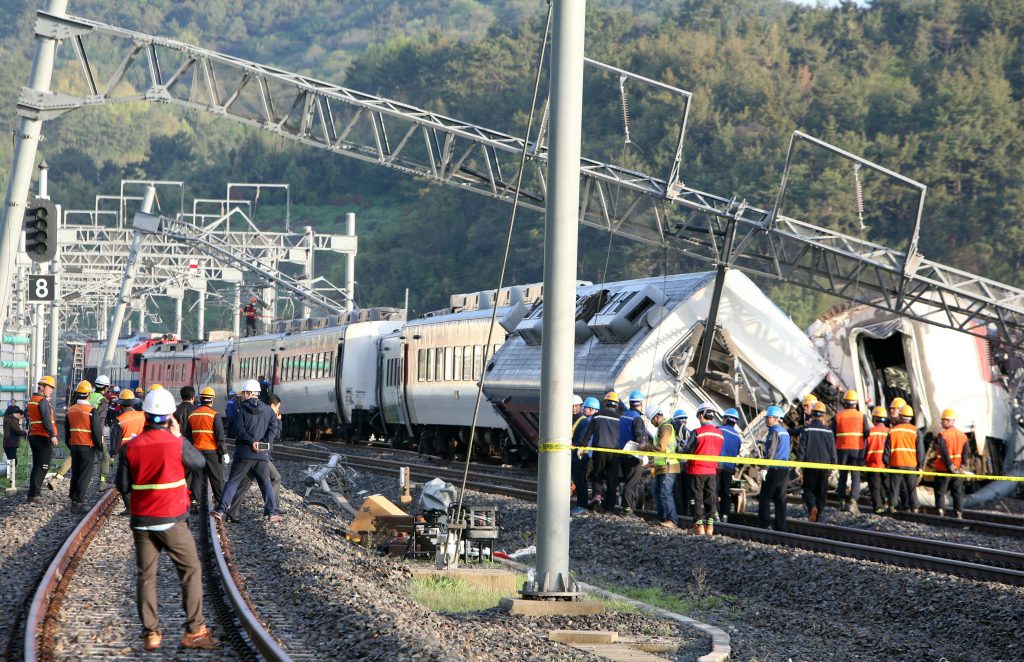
[538,443,572,453]
[570,445,1024,483]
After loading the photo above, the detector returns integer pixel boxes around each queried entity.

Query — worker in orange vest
[933,408,970,519]
[26,375,59,503]
[832,389,871,512]
[65,380,103,514]
[183,387,226,507]
[884,404,925,512]
[110,389,145,515]
[864,406,890,514]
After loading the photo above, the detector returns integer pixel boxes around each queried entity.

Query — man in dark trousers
[25,376,59,503]
[758,406,791,531]
[615,390,650,513]
[243,297,259,336]
[681,402,723,536]
[832,389,871,512]
[65,380,103,514]
[213,379,281,521]
[580,392,622,511]
[885,403,925,512]
[933,407,970,518]
[183,387,226,509]
[570,396,598,513]
[717,408,742,522]
[174,386,197,429]
[797,401,837,522]
[115,388,217,652]
[226,394,283,521]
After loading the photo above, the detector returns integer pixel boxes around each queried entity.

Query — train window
[426,348,434,381]
[443,347,453,381]
[418,349,426,382]
[453,347,463,382]
[434,348,443,383]
[473,345,483,381]
[460,346,469,380]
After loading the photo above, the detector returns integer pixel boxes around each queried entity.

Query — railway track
[16,489,289,661]
[274,443,1024,587]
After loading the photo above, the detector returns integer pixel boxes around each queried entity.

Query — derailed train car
[483,271,832,462]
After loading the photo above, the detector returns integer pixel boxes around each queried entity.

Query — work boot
[808,507,818,523]
[144,630,162,651]
[181,625,218,650]
[847,501,859,513]
[71,501,88,514]
[936,508,945,517]
[694,522,705,536]
[704,520,714,537]
[954,512,963,520]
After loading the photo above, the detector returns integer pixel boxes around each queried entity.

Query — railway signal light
[23,196,57,263]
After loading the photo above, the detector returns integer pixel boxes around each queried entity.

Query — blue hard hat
[672,408,688,419]
[628,389,644,402]
[582,397,600,410]
[723,408,739,420]
[766,405,785,418]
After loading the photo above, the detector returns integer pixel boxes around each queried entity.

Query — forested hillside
[1,0,1022,329]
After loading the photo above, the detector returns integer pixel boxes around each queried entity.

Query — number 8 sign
[27,275,55,303]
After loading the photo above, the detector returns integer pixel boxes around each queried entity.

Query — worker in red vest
[115,388,217,652]
[864,406,890,514]
[243,297,258,336]
[933,408,970,519]
[884,404,925,512]
[183,387,226,507]
[680,402,724,537]
[65,381,102,514]
[832,389,871,512]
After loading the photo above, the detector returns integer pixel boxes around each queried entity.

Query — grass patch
[411,573,526,613]
[1,443,30,489]
[590,566,738,614]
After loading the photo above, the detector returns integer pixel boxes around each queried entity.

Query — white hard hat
[696,401,719,416]
[94,374,111,387]
[645,405,664,420]
[571,395,583,406]
[142,389,176,416]
[241,379,262,393]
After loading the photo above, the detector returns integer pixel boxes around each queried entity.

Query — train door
[334,339,346,428]
[852,320,924,415]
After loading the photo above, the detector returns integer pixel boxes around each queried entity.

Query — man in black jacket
[797,401,837,522]
[213,379,281,521]
[580,392,622,511]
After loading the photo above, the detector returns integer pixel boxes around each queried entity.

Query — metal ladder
[64,341,85,409]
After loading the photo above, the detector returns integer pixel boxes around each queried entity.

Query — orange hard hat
[843,389,859,402]
[941,408,956,420]
[812,401,827,414]
[38,375,56,388]
[890,397,907,409]
[802,394,818,405]
[871,406,887,418]
[900,404,914,418]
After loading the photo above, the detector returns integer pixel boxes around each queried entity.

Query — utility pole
[232,282,241,337]
[174,295,183,337]
[0,0,69,330]
[346,212,356,312]
[196,287,206,340]
[303,225,314,319]
[524,0,585,600]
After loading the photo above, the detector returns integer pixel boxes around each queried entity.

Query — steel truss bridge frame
[7,8,1024,371]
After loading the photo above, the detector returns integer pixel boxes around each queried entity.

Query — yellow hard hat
[802,394,818,405]
[200,387,216,399]
[119,389,136,402]
[149,383,163,391]
[941,408,956,420]
[604,391,619,403]
[890,397,907,409]
[37,375,56,388]
[871,406,887,418]
[812,401,827,414]
[843,389,859,402]
[75,380,92,395]
[900,404,914,418]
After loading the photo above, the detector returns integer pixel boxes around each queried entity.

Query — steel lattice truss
[20,10,1024,348]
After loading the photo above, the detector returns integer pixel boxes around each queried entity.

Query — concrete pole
[101,185,156,370]
[529,0,585,599]
[232,282,241,337]
[196,288,206,340]
[345,213,356,311]
[47,207,60,376]
[0,0,69,330]
[33,301,44,381]
[174,296,183,337]
[303,225,314,318]
[137,300,146,334]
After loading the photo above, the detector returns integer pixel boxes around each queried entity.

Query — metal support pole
[47,204,59,376]
[0,0,69,329]
[101,185,156,370]
[196,287,206,340]
[137,300,146,334]
[693,219,738,386]
[174,296,183,337]
[527,0,585,600]
[345,213,356,312]
[232,282,241,337]
[303,225,314,319]
[33,301,44,381]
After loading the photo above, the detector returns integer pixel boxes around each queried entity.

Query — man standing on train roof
[89,375,113,492]
[758,405,791,531]
[797,401,836,522]
[643,405,679,528]
[213,379,281,521]
[65,380,103,514]
[933,408,970,519]
[114,388,218,652]
[716,408,742,522]
[183,387,227,509]
[243,297,258,336]
[832,389,871,513]
[884,404,925,513]
[110,389,146,514]
[681,402,724,536]
[580,391,622,512]
[615,389,650,514]
[864,406,890,514]
[569,395,595,514]
[26,376,59,503]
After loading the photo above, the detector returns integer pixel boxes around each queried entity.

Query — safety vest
[834,408,866,451]
[652,422,678,472]
[865,424,888,468]
[244,304,256,320]
[87,391,104,409]
[188,405,219,451]
[887,423,919,468]
[26,394,53,437]
[124,427,190,520]
[934,427,968,472]
[66,402,95,446]
[118,409,146,445]
[687,424,724,475]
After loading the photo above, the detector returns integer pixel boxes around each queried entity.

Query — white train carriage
[138,339,233,396]
[483,271,831,460]
[337,319,403,442]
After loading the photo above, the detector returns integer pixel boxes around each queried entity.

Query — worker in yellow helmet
[832,389,871,512]
[884,404,925,513]
[26,376,59,503]
[65,381,103,513]
[794,393,819,515]
[578,391,624,511]
[183,387,226,508]
[933,408,970,518]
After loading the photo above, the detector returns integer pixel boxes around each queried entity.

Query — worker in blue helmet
[758,405,792,531]
[580,392,622,511]
[570,395,594,513]
[671,407,692,519]
[717,408,742,522]
[614,389,650,514]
